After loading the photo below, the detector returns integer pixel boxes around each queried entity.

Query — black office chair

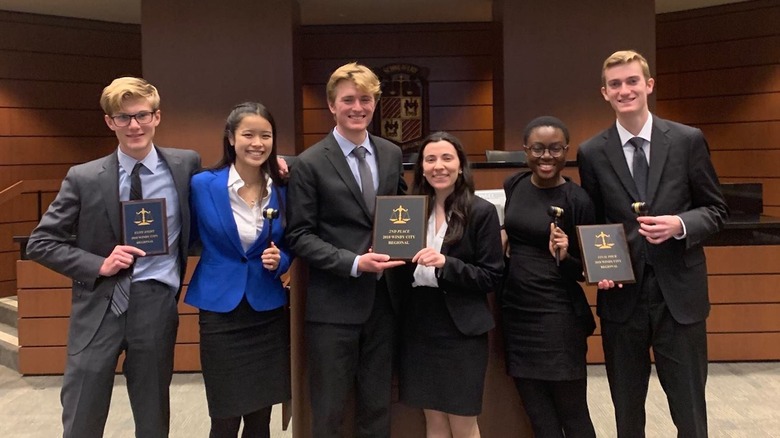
[485,149,527,163]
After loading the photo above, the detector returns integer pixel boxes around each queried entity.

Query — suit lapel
[604,125,641,201]
[323,133,373,219]
[99,152,122,240]
[208,168,246,256]
[647,118,671,206]
[157,147,188,220]
[372,135,394,197]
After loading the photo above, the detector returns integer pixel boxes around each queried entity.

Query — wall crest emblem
[375,64,428,155]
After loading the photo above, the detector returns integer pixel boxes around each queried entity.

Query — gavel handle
[553,218,560,266]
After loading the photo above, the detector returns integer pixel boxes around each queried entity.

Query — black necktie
[352,146,376,213]
[130,161,143,201]
[110,162,144,316]
[630,137,648,201]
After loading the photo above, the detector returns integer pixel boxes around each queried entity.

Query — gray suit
[27,146,200,438]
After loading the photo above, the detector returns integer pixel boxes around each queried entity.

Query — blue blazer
[185,167,292,312]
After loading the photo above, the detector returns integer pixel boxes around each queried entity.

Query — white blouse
[412,213,448,288]
[227,164,272,252]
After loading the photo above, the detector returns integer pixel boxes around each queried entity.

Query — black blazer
[390,196,504,336]
[577,116,728,324]
[286,132,405,324]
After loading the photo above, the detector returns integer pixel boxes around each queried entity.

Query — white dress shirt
[227,164,272,252]
[413,213,448,288]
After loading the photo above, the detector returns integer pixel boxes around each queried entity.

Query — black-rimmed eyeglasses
[524,144,568,158]
[109,111,157,127]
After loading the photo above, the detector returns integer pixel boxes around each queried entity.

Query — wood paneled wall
[656,0,780,216]
[16,259,201,374]
[299,23,498,158]
[0,11,142,297]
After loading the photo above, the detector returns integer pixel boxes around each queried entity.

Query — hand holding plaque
[373,195,428,261]
[575,223,635,285]
[121,198,169,256]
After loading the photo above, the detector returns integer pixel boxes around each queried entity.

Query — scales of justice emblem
[594,231,616,249]
[390,205,411,225]
[134,208,154,226]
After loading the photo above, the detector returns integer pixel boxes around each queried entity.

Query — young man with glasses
[577,50,728,437]
[27,77,201,438]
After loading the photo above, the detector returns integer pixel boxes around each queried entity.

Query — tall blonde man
[286,62,405,437]
[578,51,728,437]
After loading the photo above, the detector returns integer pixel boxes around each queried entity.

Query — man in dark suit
[577,50,728,438]
[286,62,405,437]
[26,77,200,438]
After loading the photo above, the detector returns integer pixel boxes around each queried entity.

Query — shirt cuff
[674,215,687,240]
[351,256,360,277]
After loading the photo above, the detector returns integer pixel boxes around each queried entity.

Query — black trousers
[601,266,708,438]
[305,285,395,438]
[514,377,595,438]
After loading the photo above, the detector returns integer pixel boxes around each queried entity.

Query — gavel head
[631,202,648,215]
[547,205,564,218]
[263,208,279,220]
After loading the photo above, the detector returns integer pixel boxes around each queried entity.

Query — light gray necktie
[630,137,648,201]
[111,162,143,316]
[352,146,376,213]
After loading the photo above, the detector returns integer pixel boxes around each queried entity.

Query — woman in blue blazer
[185,102,292,438]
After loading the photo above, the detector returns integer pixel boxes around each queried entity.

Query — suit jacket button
[105,295,111,300]
[241,257,248,263]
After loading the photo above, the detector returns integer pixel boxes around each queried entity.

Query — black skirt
[199,297,291,418]
[399,286,488,416]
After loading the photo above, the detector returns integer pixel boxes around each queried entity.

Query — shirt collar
[227,164,273,199]
[118,145,159,175]
[616,113,654,147]
[333,127,374,158]
[227,164,243,188]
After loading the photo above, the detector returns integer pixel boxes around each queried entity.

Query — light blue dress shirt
[332,128,380,277]
[118,146,182,290]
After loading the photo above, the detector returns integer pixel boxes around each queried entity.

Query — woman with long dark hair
[185,102,291,438]
[397,131,504,438]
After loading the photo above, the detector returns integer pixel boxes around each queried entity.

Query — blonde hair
[601,50,652,86]
[100,77,160,114]
[326,62,381,104]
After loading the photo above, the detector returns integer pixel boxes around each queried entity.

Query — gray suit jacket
[26,146,201,353]
[577,116,728,324]
[286,132,405,324]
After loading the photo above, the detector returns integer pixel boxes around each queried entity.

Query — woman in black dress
[501,116,597,437]
[397,131,504,438]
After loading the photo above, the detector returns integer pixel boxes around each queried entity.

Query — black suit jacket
[577,116,728,324]
[389,196,504,336]
[26,146,201,353]
[286,132,405,324]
